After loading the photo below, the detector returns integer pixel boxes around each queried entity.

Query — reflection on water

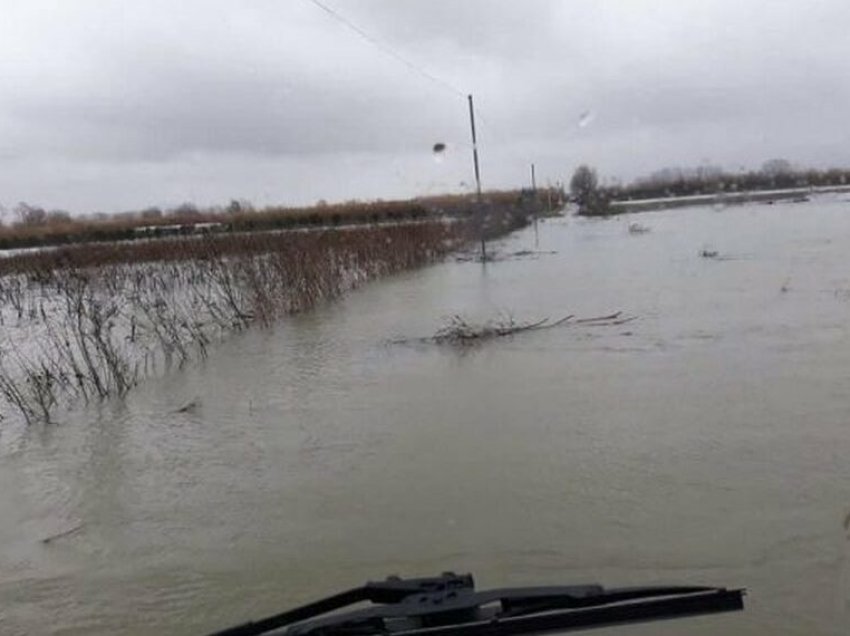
[2,196,850,635]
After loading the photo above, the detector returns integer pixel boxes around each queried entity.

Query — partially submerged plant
[0,223,465,423]
[0,208,537,424]
[429,311,635,347]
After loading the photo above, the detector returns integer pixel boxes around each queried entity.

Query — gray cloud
[2,0,850,212]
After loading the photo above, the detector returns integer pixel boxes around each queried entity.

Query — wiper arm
[208,573,475,636]
[207,572,744,636]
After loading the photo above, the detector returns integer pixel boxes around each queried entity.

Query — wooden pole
[467,94,485,260]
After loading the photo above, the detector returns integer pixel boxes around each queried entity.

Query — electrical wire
[301,0,557,192]
[305,0,466,99]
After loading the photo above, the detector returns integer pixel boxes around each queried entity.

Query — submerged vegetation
[0,194,542,424]
[409,311,636,347]
[0,225,459,423]
[433,314,575,345]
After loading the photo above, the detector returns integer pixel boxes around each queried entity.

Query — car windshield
[0,2,846,635]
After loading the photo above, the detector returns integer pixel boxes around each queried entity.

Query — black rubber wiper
[207,572,744,636]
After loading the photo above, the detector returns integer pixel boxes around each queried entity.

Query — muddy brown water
[2,196,850,635]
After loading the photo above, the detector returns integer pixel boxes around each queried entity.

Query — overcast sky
[2,0,849,214]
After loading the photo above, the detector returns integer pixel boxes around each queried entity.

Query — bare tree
[15,202,47,226]
[570,165,609,215]
[761,158,792,177]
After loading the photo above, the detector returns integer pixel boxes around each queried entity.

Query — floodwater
[2,196,850,635]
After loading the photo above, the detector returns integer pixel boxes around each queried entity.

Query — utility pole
[467,94,485,260]
[531,164,539,248]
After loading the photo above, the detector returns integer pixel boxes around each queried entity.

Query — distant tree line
[607,159,850,201]
[0,200,251,229]
[570,159,850,216]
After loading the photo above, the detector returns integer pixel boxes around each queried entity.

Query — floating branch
[41,523,85,545]
[420,311,636,347]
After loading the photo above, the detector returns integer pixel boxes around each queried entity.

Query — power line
[304,0,465,99]
[302,0,525,241]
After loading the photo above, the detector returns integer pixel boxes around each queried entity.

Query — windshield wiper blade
[208,573,475,636]
[206,572,744,636]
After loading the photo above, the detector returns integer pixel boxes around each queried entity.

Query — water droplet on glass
[432,142,447,164]
[578,110,595,128]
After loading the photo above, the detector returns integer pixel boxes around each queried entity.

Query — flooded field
[2,196,850,635]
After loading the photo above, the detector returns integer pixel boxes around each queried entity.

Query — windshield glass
[0,2,847,635]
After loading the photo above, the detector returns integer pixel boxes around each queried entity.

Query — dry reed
[0,215,521,423]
